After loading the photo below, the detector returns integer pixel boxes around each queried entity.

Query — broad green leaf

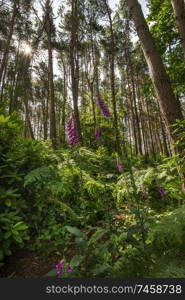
[75,237,87,251]
[12,229,19,236]
[5,199,11,207]
[13,235,22,243]
[14,222,28,231]
[88,228,107,246]
[65,226,83,237]
[70,255,85,268]
[4,231,12,239]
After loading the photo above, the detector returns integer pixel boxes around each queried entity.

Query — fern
[54,200,79,221]
[24,166,55,186]
[150,258,185,278]
[148,206,185,252]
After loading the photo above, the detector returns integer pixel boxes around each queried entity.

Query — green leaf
[75,237,87,251]
[4,231,12,240]
[45,268,57,277]
[0,218,10,223]
[70,255,85,268]
[4,249,11,256]
[92,263,111,275]
[88,228,107,245]
[12,229,19,236]
[13,235,22,243]
[5,199,11,207]
[14,222,28,231]
[65,226,83,237]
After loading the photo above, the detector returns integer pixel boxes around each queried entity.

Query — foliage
[0,212,29,263]
[1,113,185,279]
[114,157,184,209]
[148,206,185,254]
[0,114,116,263]
[1,0,185,279]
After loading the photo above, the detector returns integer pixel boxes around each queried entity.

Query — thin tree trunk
[45,0,57,148]
[157,101,170,157]
[23,93,35,139]
[105,0,121,155]
[145,97,156,158]
[130,71,142,155]
[125,59,138,155]
[70,0,83,145]
[61,60,67,144]
[0,0,17,85]
[9,43,20,113]
[43,94,49,140]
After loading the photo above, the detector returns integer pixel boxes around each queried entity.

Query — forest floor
[0,251,60,278]
[0,214,130,278]
[0,240,80,278]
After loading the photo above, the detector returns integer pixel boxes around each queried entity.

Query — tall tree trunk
[87,80,96,129]
[70,0,83,145]
[45,0,57,148]
[0,1,17,86]
[171,0,185,59]
[130,71,142,155]
[127,0,184,154]
[9,42,20,113]
[125,54,138,154]
[43,93,49,140]
[105,0,121,155]
[23,92,35,139]
[136,74,148,157]
[60,59,67,144]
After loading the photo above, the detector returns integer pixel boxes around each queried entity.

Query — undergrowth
[0,113,185,277]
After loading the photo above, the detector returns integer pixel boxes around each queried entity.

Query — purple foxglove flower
[66,119,72,131]
[158,187,165,198]
[117,158,123,173]
[94,129,102,139]
[56,261,64,275]
[66,265,72,273]
[97,96,110,117]
[66,117,78,146]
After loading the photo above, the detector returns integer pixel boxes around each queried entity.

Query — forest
[0,0,185,278]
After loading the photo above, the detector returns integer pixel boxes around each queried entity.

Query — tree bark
[105,0,121,155]
[0,0,17,85]
[127,0,184,154]
[130,70,142,155]
[45,0,57,148]
[70,0,83,145]
[171,0,185,59]
[61,59,67,144]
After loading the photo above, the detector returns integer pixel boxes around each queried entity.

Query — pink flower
[56,261,64,275]
[94,129,102,139]
[66,265,72,273]
[117,158,123,173]
[66,116,78,146]
[97,96,111,117]
[158,187,165,198]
